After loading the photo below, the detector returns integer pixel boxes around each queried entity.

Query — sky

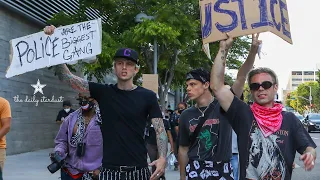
[228,0,320,99]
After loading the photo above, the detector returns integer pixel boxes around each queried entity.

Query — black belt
[102,165,146,172]
[232,153,238,155]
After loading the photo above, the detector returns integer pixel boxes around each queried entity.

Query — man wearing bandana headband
[53,93,103,180]
[212,34,316,180]
[179,34,262,180]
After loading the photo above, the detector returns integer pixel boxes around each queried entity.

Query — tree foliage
[318,70,320,84]
[47,0,251,109]
[286,82,320,114]
[242,83,252,103]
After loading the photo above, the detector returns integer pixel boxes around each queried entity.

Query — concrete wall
[0,6,82,155]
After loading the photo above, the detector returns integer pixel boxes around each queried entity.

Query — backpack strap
[189,100,218,147]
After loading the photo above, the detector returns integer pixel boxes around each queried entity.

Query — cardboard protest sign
[6,18,102,78]
[200,0,292,44]
[142,74,159,94]
[202,43,212,60]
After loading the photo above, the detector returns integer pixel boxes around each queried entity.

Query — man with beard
[44,25,167,180]
[53,93,102,180]
[211,34,316,179]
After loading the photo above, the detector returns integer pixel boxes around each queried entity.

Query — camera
[76,142,86,157]
[47,151,65,174]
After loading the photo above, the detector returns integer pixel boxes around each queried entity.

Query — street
[3,148,179,180]
[3,132,320,180]
[292,132,320,180]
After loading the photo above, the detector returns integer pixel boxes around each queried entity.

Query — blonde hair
[248,67,278,85]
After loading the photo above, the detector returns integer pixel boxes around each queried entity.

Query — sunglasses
[249,81,274,91]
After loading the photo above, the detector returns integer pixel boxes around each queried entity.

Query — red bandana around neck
[250,102,283,137]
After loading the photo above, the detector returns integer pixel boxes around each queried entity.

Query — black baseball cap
[113,48,139,64]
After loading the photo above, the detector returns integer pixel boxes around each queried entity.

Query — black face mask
[79,100,95,112]
[178,109,184,114]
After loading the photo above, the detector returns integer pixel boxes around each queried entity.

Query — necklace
[197,105,211,117]
[121,84,138,91]
[130,85,138,91]
[196,98,214,117]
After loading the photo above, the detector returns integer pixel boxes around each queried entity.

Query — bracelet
[304,149,316,158]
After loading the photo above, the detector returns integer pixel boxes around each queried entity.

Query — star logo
[31,79,46,95]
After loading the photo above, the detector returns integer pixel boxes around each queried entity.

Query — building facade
[0,1,180,154]
[287,70,319,90]
[283,70,319,103]
[0,1,109,155]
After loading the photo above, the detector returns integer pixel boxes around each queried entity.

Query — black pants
[174,138,179,167]
[146,143,165,179]
[186,160,234,180]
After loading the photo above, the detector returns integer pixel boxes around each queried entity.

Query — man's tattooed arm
[210,48,227,92]
[210,36,235,112]
[151,118,168,158]
[54,64,90,93]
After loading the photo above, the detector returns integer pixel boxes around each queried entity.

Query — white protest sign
[6,18,102,78]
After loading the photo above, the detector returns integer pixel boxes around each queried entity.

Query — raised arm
[54,64,89,93]
[210,35,235,112]
[44,25,90,93]
[232,34,261,97]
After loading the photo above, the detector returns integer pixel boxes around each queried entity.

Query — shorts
[186,159,234,180]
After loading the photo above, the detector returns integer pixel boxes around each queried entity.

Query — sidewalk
[3,148,179,180]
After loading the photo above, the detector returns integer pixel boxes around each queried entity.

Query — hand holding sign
[43,25,56,36]
[251,33,262,49]
[219,33,234,50]
[248,33,263,59]
[200,0,292,45]
[6,19,102,78]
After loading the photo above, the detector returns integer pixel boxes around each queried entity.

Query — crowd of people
[0,24,317,180]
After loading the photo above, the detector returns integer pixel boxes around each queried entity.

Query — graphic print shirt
[246,120,286,179]
[179,100,232,162]
[223,96,317,180]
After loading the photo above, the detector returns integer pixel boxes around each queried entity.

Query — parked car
[302,113,320,132]
[294,113,304,122]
